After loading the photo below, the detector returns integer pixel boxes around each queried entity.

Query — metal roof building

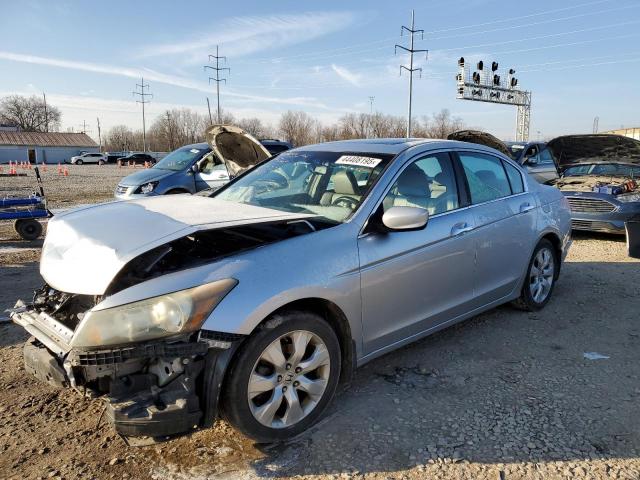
[0,131,99,164]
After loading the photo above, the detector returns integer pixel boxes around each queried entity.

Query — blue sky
[1,0,638,141]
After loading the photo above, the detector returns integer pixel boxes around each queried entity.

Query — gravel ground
[1,178,639,479]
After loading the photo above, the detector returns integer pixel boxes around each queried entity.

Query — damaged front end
[12,289,243,438]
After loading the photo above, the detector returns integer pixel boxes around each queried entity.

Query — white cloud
[137,12,355,62]
[331,64,362,87]
[0,50,335,110]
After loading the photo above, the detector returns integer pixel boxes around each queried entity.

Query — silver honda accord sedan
[10,137,571,442]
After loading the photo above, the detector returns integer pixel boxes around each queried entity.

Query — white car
[69,152,106,165]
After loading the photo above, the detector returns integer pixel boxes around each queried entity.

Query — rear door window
[503,161,524,194]
[459,153,512,204]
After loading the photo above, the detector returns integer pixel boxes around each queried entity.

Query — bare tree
[237,117,272,139]
[104,125,135,152]
[0,95,61,132]
[278,111,318,147]
[424,109,465,138]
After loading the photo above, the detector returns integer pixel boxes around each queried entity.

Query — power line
[132,77,152,152]
[204,45,230,124]
[240,0,622,65]
[396,10,428,138]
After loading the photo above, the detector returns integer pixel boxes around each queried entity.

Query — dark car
[117,153,156,166]
[447,131,556,183]
[259,139,292,155]
[546,134,640,234]
[505,141,557,183]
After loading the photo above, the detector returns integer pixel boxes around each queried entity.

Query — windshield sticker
[335,155,382,168]
[190,149,201,153]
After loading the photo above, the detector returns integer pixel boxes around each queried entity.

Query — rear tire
[512,239,557,311]
[220,311,341,443]
[14,219,43,241]
[98,160,105,165]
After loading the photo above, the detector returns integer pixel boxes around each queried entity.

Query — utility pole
[592,116,599,134]
[166,111,175,150]
[396,10,428,138]
[42,92,48,132]
[206,97,213,126]
[368,96,375,114]
[78,120,89,134]
[96,117,102,152]
[204,45,230,123]
[133,77,152,152]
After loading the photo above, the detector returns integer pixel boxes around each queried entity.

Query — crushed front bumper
[10,302,243,438]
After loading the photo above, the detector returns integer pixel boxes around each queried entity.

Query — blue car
[115,126,282,200]
[547,134,640,234]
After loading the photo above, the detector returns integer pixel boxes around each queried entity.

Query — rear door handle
[519,202,535,213]
[451,222,474,237]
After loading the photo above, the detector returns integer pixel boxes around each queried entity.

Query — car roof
[294,138,508,156]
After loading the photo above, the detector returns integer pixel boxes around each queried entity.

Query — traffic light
[492,61,499,72]
[458,57,465,67]
[472,72,481,84]
[477,61,484,71]
[493,74,500,86]
[510,77,518,87]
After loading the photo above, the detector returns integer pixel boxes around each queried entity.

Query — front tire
[512,239,557,311]
[221,311,341,443]
[75,159,83,165]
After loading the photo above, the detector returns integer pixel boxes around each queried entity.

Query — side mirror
[525,156,538,166]
[382,206,429,231]
[190,164,198,173]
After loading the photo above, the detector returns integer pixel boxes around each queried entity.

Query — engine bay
[550,175,639,195]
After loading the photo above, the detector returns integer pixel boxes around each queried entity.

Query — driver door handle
[451,222,473,237]
[519,202,535,213]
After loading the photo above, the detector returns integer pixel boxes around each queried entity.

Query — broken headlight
[70,279,238,347]
[138,181,159,194]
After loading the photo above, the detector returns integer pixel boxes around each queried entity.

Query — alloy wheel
[529,247,555,303]
[247,330,331,429]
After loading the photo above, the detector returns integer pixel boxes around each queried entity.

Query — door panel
[359,211,476,354]
[458,151,535,305]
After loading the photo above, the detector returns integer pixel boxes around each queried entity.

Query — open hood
[206,124,271,177]
[547,134,640,172]
[41,196,313,295]
[447,130,511,157]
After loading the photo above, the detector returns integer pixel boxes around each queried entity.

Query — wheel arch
[260,297,355,387]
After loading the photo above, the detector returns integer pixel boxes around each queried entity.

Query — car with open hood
[114,125,271,199]
[10,137,571,442]
[447,130,556,183]
[546,134,640,234]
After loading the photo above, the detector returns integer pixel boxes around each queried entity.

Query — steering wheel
[332,196,359,209]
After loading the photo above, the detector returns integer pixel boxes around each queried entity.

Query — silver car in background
[10,138,571,442]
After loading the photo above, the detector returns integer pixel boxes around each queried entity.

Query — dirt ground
[1,171,640,479]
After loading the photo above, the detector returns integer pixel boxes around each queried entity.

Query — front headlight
[71,279,238,347]
[138,181,159,194]
[617,193,640,203]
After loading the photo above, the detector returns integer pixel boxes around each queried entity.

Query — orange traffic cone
[28,162,32,170]
[64,167,69,177]
[43,163,47,172]
[58,163,63,175]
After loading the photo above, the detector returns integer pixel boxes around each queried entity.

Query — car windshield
[214,150,393,223]
[153,146,211,171]
[563,163,640,177]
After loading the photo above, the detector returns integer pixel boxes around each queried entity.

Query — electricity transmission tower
[204,46,230,124]
[133,78,152,152]
[396,10,428,138]
[368,96,375,114]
